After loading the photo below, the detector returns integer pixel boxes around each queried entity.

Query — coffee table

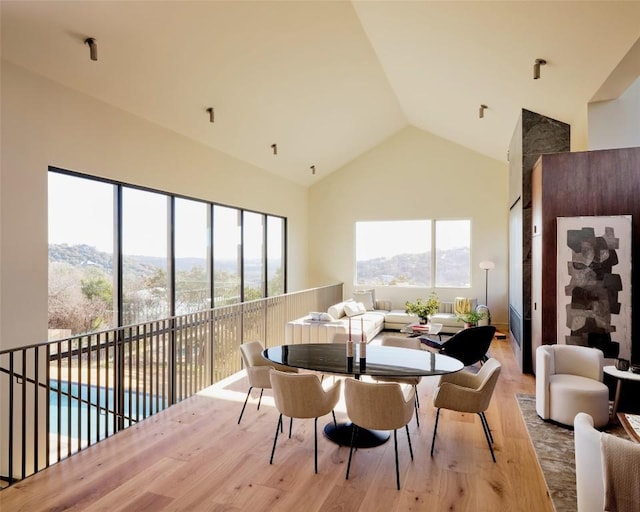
[400,322,443,340]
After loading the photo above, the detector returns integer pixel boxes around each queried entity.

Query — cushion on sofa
[328,300,353,319]
[344,301,366,317]
[353,290,375,310]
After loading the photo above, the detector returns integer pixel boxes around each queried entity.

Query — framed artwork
[556,215,632,360]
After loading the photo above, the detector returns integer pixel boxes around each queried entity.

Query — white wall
[588,77,640,150]
[307,125,509,329]
[0,61,309,349]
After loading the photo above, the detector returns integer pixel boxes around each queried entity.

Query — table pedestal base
[323,422,389,447]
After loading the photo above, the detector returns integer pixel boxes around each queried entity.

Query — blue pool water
[49,381,162,443]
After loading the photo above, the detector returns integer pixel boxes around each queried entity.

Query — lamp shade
[479,261,495,270]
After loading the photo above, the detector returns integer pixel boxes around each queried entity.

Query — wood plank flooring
[0,336,555,511]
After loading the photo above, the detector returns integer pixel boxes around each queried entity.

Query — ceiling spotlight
[271,143,278,155]
[479,104,488,119]
[534,58,547,80]
[206,107,214,123]
[84,37,98,61]
[310,165,316,175]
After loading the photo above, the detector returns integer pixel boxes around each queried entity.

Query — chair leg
[238,386,254,424]
[314,418,318,474]
[289,417,293,438]
[257,388,264,410]
[332,410,337,428]
[414,396,420,427]
[270,414,282,464]
[346,424,358,480]
[393,429,400,490]
[430,408,441,457]
[480,412,494,444]
[414,385,420,408]
[478,413,496,463]
[405,424,414,461]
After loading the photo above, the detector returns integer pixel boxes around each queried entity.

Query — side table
[603,365,640,419]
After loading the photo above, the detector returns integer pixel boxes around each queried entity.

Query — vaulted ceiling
[2,1,639,186]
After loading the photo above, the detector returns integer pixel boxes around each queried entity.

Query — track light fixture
[310,165,316,175]
[534,58,547,80]
[271,143,278,155]
[206,107,214,123]
[84,37,98,61]
[479,104,488,119]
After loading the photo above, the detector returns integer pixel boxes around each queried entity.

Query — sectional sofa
[284,295,480,344]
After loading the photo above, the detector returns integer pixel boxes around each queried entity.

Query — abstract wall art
[556,215,632,360]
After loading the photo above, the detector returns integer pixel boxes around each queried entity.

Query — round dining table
[263,343,464,447]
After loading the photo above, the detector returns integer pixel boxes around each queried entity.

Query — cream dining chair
[430,358,501,462]
[269,369,341,474]
[237,341,298,425]
[373,335,423,426]
[344,378,415,490]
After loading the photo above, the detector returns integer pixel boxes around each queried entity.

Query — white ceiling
[2,1,640,186]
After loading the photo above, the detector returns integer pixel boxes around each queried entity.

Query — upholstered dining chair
[237,341,298,425]
[535,344,609,428]
[430,358,501,462]
[373,335,423,426]
[344,378,415,490]
[421,325,495,367]
[269,369,341,474]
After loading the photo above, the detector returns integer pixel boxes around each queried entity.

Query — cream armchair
[535,344,609,428]
[574,412,640,512]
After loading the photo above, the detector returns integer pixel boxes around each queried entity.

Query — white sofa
[285,296,481,344]
[285,299,387,344]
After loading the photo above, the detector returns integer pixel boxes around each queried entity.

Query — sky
[355,219,470,260]
[48,172,265,260]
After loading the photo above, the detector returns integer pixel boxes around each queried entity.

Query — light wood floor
[0,336,554,511]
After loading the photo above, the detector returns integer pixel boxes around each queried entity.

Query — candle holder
[359,339,366,372]
[346,340,354,372]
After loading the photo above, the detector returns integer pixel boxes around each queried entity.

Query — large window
[213,205,241,306]
[267,216,285,296]
[175,198,210,314]
[435,219,471,288]
[47,169,286,338]
[122,188,170,324]
[355,219,470,288]
[48,173,115,340]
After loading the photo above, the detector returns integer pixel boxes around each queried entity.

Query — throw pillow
[328,302,346,319]
[344,301,366,317]
[353,290,375,310]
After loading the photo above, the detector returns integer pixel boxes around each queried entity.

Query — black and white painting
[556,215,632,360]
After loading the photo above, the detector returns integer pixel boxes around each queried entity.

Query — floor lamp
[479,260,495,307]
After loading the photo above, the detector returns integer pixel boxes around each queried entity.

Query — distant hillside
[48,244,244,275]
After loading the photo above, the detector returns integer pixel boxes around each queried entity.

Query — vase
[419,316,429,325]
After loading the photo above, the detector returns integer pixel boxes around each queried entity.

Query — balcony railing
[0,283,342,488]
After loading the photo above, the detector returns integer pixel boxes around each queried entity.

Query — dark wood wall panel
[536,147,640,362]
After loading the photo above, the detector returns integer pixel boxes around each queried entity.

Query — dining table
[263,342,464,447]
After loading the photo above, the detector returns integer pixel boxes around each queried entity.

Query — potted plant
[457,310,486,328]
[405,293,440,324]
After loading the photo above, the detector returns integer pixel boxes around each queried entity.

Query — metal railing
[0,283,342,488]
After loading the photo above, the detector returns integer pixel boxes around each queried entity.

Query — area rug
[516,394,625,512]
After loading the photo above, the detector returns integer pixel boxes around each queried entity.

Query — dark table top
[263,343,463,377]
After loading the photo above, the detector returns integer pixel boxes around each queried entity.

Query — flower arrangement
[405,293,440,323]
